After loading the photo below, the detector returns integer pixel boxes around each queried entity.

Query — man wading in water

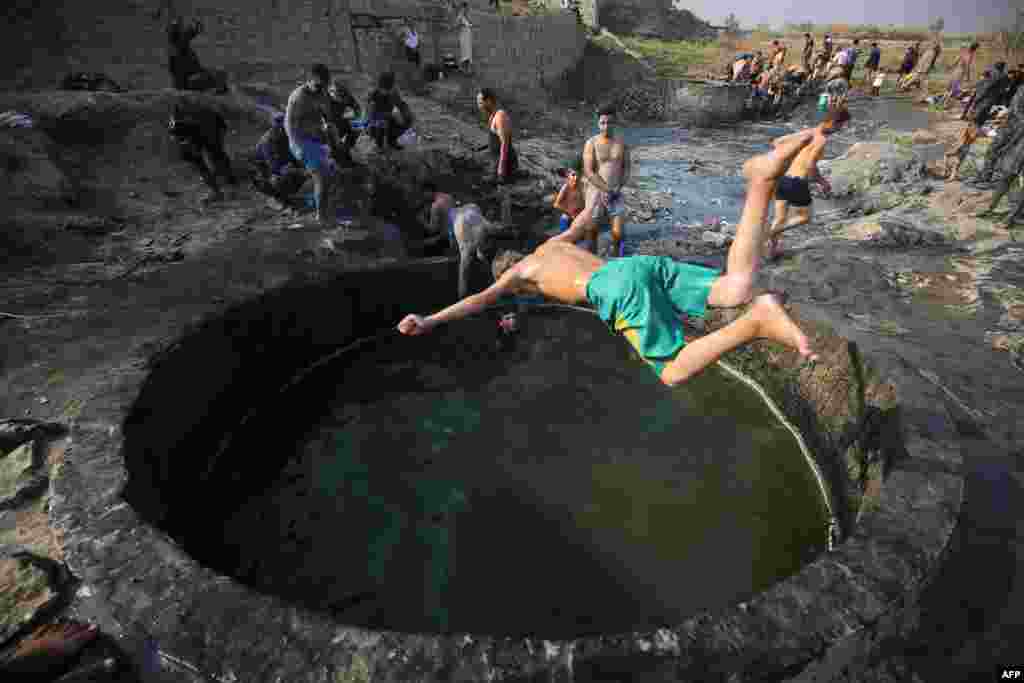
[764,108,850,259]
[551,104,631,257]
[398,128,823,387]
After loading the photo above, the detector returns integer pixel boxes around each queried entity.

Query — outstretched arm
[397,268,523,335]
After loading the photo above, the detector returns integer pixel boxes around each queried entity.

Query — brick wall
[0,0,585,99]
[469,12,586,93]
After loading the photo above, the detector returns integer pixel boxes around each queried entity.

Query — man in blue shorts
[285,63,334,226]
[398,126,824,386]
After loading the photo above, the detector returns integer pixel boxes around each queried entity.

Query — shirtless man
[285,63,334,226]
[397,130,821,387]
[764,108,849,259]
[477,88,517,183]
[551,104,631,257]
[802,33,815,73]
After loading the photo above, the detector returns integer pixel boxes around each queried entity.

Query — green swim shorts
[585,256,721,376]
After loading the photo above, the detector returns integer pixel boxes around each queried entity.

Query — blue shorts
[289,136,328,173]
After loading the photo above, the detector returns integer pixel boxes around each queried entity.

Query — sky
[673,0,1019,34]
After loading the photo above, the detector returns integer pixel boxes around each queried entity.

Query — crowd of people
[719,31,1024,229]
[163,13,1023,386]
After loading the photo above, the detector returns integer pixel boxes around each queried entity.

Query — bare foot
[2,621,99,675]
[750,292,818,361]
[743,131,814,180]
[762,237,783,261]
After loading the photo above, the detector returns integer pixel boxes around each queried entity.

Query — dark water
[217,309,829,638]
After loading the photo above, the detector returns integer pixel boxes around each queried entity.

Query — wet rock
[0,550,69,647]
[702,231,730,248]
[842,217,944,248]
[62,215,125,236]
[910,129,939,145]
[824,142,926,197]
[0,442,45,512]
[614,84,667,121]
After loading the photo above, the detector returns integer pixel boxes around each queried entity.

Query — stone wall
[663,78,750,125]
[469,12,587,92]
[0,0,585,97]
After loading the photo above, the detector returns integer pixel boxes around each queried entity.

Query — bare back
[512,241,605,304]
[786,134,827,178]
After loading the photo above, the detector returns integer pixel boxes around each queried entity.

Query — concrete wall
[470,12,587,92]
[0,0,586,97]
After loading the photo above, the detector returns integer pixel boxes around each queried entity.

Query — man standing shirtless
[477,88,517,183]
[285,63,334,226]
[802,34,815,73]
[764,108,849,258]
[398,129,822,387]
[552,104,631,257]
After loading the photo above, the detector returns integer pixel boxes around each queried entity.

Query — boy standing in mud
[763,108,850,259]
[551,104,631,257]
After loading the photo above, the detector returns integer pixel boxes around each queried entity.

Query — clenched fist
[397,314,433,336]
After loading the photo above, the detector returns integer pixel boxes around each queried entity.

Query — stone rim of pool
[51,257,964,682]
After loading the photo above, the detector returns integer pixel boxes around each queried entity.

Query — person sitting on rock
[251,112,306,203]
[325,77,363,166]
[169,101,238,203]
[367,72,414,152]
[764,107,848,260]
[398,128,823,387]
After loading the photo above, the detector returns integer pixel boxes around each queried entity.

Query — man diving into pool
[397,128,822,387]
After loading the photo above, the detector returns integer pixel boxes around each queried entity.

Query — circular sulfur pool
[190,306,829,639]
